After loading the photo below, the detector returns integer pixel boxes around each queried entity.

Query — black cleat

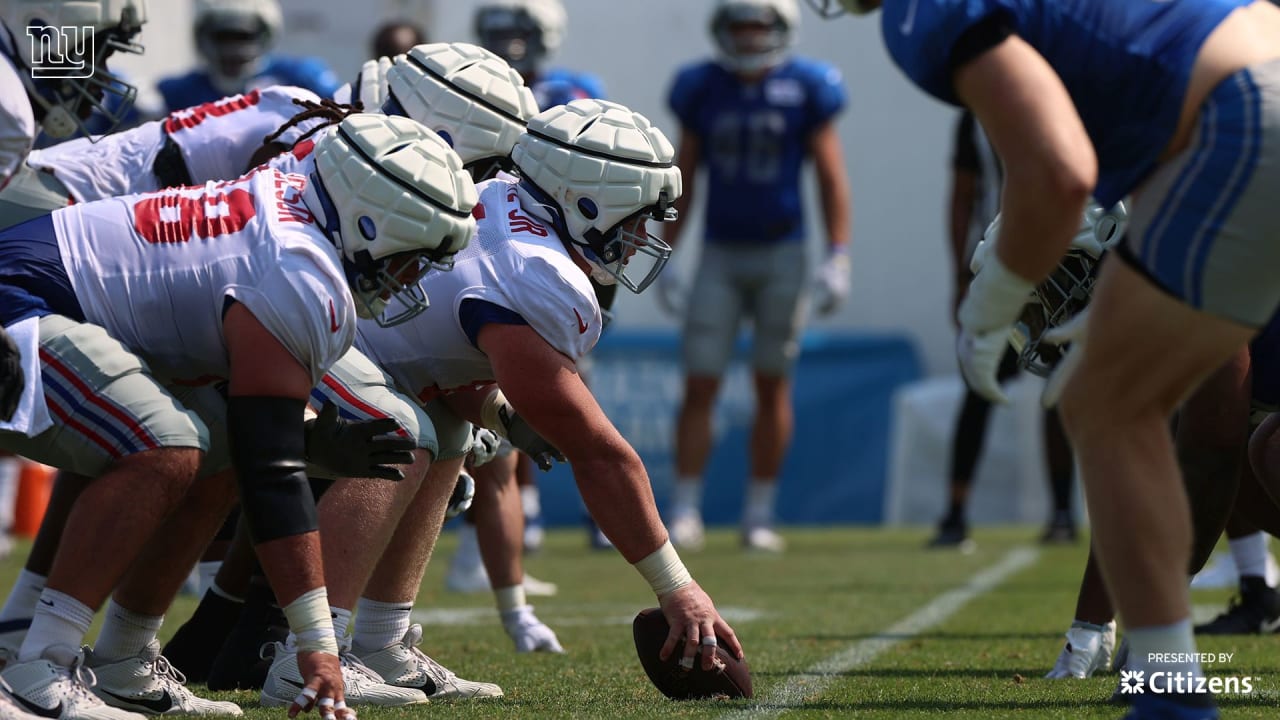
[161,589,244,683]
[1194,576,1280,635]
[206,578,290,691]
[927,516,974,551]
[1040,512,1078,545]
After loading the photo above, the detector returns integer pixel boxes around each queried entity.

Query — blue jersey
[157,55,342,114]
[531,68,606,110]
[881,0,1249,207]
[669,58,845,245]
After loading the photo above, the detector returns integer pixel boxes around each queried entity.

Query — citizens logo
[1119,665,1256,695]
[27,25,94,79]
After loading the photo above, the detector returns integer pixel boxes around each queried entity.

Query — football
[632,607,752,700]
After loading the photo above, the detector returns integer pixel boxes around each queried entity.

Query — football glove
[469,427,501,467]
[812,248,851,316]
[501,604,564,653]
[499,406,564,471]
[956,249,1036,404]
[304,401,415,480]
[445,471,476,519]
[0,327,23,422]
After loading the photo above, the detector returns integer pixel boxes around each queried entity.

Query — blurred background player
[157,0,340,112]
[932,110,1077,549]
[369,19,426,59]
[656,0,851,552]
[474,0,608,552]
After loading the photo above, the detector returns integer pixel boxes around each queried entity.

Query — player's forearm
[994,169,1091,282]
[572,449,668,563]
[815,165,851,252]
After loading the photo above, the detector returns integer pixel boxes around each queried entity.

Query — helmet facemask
[713,4,792,73]
[579,194,676,293]
[800,0,877,18]
[474,7,546,77]
[1011,249,1099,377]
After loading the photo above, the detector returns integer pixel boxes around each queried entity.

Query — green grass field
[15,527,1280,719]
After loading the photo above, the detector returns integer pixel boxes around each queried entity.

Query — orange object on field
[13,460,54,538]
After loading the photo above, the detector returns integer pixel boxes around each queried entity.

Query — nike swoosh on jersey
[12,694,62,718]
[900,0,920,34]
[573,308,588,334]
[101,689,175,714]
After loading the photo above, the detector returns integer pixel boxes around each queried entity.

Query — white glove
[356,56,393,111]
[1040,308,1090,409]
[812,248,851,316]
[956,249,1036,404]
[501,605,565,653]
[469,427,501,467]
[445,471,476,520]
[655,265,686,317]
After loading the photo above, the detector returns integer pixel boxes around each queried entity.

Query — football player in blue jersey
[156,0,341,113]
[658,0,852,553]
[808,0,1280,717]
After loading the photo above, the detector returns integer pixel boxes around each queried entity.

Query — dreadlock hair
[245,97,362,171]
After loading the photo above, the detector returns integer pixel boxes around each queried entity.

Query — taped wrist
[633,540,693,597]
[283,586,339,655]
[479,387,511,437]
[957,251,1035,333]
[227,396,317,544]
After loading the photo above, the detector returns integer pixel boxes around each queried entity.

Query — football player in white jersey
[354,97,744,670]
[0,113,475,720]
[0,84,330,229]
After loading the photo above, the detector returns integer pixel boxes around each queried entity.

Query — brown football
[632,607,752,700]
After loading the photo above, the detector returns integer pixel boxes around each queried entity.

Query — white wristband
[633,540,693,597]
[283,587,339,655]
[480,388,511,438]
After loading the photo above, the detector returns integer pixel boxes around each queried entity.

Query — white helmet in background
[310,113,478,326]
[473,0,565,78]
[2,0,147,139]
[512,99,681,294]
[711,0,799,73]
[972,200,1128,377]
[193,0,282,94]
[383,42,538,181]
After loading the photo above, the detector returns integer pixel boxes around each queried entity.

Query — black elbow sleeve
[226,396,317,544]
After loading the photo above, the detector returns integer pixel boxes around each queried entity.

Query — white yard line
[721,546,1041,719]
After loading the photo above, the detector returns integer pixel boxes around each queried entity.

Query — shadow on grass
[799,631,1063,642]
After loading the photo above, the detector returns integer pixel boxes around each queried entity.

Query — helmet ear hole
[358,216,377,240]
[576,197,598,220]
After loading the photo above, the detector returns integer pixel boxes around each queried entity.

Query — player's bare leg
[1058,257,1251,688]
[671,375,721,550]
[743,373,792,552]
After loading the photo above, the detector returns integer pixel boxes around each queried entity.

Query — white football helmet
[309,113,479,326]
[711,0,799,73]
[473,0,565,77]
[512,99,681,294]
[2,0,147,139]
[801,0,877,18]
[193,0,282,94]
[973,200,1128,377]
[383,42,538,181]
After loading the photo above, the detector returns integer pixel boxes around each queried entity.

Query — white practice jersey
[0,26,34,189]
[356,176,602,402]
[28,85,323,202]
[53,167,356,384]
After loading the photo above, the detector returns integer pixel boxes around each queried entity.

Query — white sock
[0,458,19,531]
[330,606,352,641]
[1230,532,1271,583]
[455,524,481,564]
[673,478,703,517]
[0,569,46,625]
[1127,618,1203,680]
[520,485,541,519]
[352,598,412,652]
[93,600,163,661]
[743,479,778,529]
[494,585,526,614]
[18,589,93,663]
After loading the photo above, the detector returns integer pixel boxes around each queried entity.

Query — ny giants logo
[27,25,93,79]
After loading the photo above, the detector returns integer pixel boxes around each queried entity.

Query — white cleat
[355,625,503,700]
[85,641,241,716]
[520,574,558,598]
[669,514,705,551]
[259,641,427,708]
[2,645,146,720]
[742,526,786,554]
[500,606,564,654]
[0,676,50,720]
[1044,620,1116,679]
